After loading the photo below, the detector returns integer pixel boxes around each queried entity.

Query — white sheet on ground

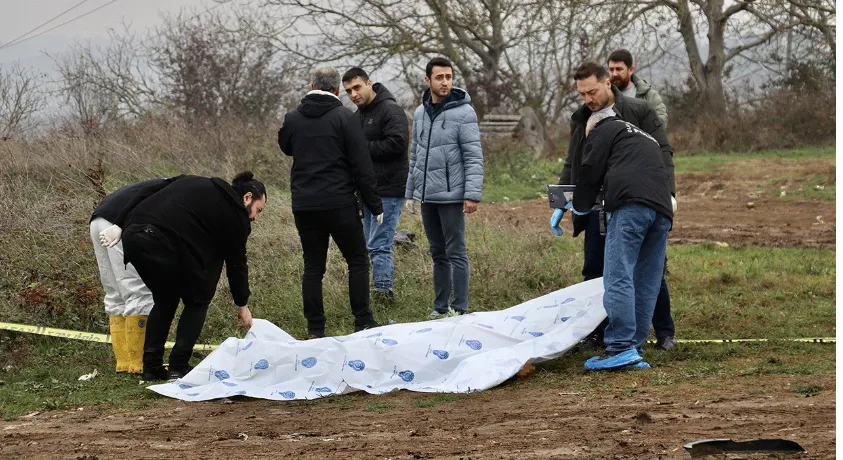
[148,278,606,401]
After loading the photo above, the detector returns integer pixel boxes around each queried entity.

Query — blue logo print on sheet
[415,327,432,333]
[432,350,449,360]
[528,331,544,337]
[235,390,247,395]
[398,370,415,382]
[243,341,254,350]
[348,360,365,371]
[214,370,230,380]
[314,387,332,393]
[510,315,526,321]
[279,391,295,399]
[254,359,269,370]
[476,324,494,329]
[381,339,398,346]
[178,383,193,390]
[221,381,237,387]
[367,332,383,338]
[465,339,483,350]
[301,357,317,368]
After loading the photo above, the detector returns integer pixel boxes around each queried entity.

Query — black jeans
[582,212,675,342]
[122,224,210,372]
[293,206,374,333]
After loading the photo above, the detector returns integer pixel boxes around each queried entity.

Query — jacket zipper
[445,162,450,192]
[421,108,442,203]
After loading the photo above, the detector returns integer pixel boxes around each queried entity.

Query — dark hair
[573,61,609,81]
[232,171,267,201]
[425,57,453,78]
[342,67,370,83]
[607,49,633,68]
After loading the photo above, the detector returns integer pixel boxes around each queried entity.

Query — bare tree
[0,63,45,139]
[618,0,836,117]
[261,0,629,122]
[51,26,161,123]
[150,9,303,123]
[53,49,122,136]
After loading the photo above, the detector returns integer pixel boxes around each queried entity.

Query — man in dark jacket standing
[278,67,383,338]
[98,172,266,381]
[573,112,673,371]
[405,57,484,320]
[551,61,676,351]
[342,67,409,301]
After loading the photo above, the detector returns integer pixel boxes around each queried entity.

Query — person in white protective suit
[89,178,178,373]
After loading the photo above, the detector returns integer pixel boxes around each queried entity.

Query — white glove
[671,196,677,213]
[376,213,384,225]
[99,224,122,248]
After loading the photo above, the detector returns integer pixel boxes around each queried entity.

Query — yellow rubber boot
[124,315,148,374]
[108,315,128,372]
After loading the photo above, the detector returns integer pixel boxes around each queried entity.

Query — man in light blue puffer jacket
[405,57,484,320]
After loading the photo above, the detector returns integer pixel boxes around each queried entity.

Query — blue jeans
[602,204,671,353]
[420,203,469,313]
[363,197,405,292]
[583,210,674,342]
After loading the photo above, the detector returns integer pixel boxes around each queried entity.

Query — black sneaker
[307,330,325,339]
[167,365,194,380]
[580,335,605,352]
[655,336,676,351]
[354,320,381,332]
[142,365,169,381]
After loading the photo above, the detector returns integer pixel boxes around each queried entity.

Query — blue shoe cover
[584,349,643,371]
[620,361,651,370]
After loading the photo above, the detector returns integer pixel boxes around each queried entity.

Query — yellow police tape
[0,321,834,347]
[0,321,218,351]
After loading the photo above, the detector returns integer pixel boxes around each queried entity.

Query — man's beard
[611,76,630,89]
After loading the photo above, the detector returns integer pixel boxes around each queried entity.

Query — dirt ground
[0,374,835,459]
[0,158,835,459]
[477,158,836,249]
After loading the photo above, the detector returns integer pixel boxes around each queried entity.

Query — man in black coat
[551,61,676,351]
[98,172,267,380]
[278,67,383,339]
[573,111,673,370]
[342,67,409,300]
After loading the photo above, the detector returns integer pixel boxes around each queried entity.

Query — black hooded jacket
[355,83,409,198]
[122,176,252,306]
[573,116,674,221]
[278,92,383,215]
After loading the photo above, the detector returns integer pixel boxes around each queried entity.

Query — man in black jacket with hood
[551,61,677,351]
[98,172,267,381]
[278,67,383,339]
[573,111,673,371]
[342,67,409,301]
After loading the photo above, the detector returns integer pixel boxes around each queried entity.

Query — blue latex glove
[571,207,590,216]
[550,208,565,236]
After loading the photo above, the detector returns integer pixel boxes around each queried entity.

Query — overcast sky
[0,0,215,67]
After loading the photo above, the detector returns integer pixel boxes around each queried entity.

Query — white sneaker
[428,310,449,320]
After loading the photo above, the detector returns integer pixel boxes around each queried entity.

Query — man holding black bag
[278,67,383,339]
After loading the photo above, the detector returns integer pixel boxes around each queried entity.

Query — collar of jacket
[572,85,625,123]
[630,73,652,97]
[306,89,339,99]
[211,177,250,219]
[421,87,470,111]
[360,82,395,113]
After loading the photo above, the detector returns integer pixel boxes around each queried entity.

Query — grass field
[0,138,835,420]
